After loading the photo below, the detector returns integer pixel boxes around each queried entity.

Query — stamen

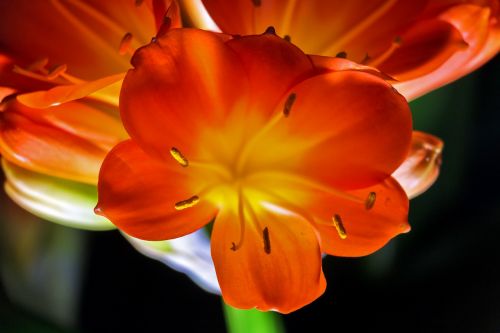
[283,35,291,42]
[119,32,133,56]
[283,92,296,117]
[366,36,402,67]
[46,64,67,80]
[332,214,347,239]
[335,51,347,59]
[135,0,143,6]
[251,0,261,7]
[365,192,376,210]
[263,227,271,254]
[170,147,189,167]
[264,26,276,35]
[27,58,49,72]
[174,195,199,210]
[231,188,246,251]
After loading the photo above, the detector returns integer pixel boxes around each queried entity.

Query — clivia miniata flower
[96,27,415,312]
[184,0,500,100]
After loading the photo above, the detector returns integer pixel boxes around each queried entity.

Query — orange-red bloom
[184,0,500,100]
[96,28,413,312]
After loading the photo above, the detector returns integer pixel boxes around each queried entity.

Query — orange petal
[377,19,466,82]
[226,33,314,115]
[0,102,107,184]
[395,3,500,100]
[311,177,409,257]
[393,131,443,199]
[199,1,426,57]
[271,70,412,189]
[96,140,217,240]
[11,99,127,151]
[211,206,326,313]
[120,28,249,161]
[0,0,163,79]
[17,73,125,109]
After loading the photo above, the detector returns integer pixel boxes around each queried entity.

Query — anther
[119,32,133,55]
[174,195,199,210]
[283,35,291,42]
[283,92,296,117]
[365,192,376,210]
[264,26,276,35]
[394,35,402,45]
[231,242,237,251]
[251,0,262,7]
[336,51,347,58]
[46,64,67,80]
[170,147,189,167]
[263,227,271,254]
[332,214,347,239]
[135,0,143,6]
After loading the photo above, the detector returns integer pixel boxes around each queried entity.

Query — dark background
[0,55,499,333]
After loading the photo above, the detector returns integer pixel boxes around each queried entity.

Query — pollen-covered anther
[264,26,276,35]
[283,92,297,117]
[174,195,200,210]
[263,227,271,254]
[336,51,347,58]
[170,147,189,167]
[365,192,376,210]
[332,214,347,239]
[119,32,133,55]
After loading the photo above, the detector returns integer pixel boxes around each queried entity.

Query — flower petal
[377,19,466,82]
[11,99,127,151]
[311,177,409,257]
[125,229,220,294]
[225,32,314,114]
[96,139,217,240]
[120,28,249,161]
[392,131,443,199]
[2,159,114,230]
[211,206,326,313]
[266,70,412,189]
[0,0,165,79]
[394,3,500,100]
[17,73,125,109]
[0,101,108,184]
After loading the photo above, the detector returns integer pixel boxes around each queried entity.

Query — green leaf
[223,302,285,333]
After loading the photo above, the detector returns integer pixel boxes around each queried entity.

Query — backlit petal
[211,207,326,313]
[226,33,314,115]
[264,70,412,189]
[2,159,114,230]
[395,3,500,100]
[96,140,217,240]
[120,28,249,161]
[311,177,409,257]
[125,229,220,294]
[17,73,125,109]
[0,102,108,184]
[0,0,172,79]
[393,131,443,199]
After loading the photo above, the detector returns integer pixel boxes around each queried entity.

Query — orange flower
[96,28,413,312]
[0,0,180,226]
[184,0,500,100]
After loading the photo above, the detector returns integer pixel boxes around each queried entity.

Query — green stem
[222,301,286,333]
